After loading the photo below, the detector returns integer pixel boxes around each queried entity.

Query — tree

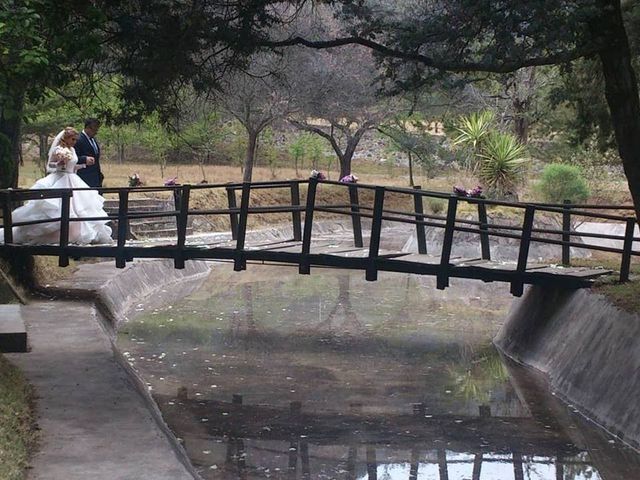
[215,53,297,182]
[267,0,640,221]
[0,0,103,188]
[289,44,388,179]
[378,115,443,185]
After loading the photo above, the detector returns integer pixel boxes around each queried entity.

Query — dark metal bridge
[1,178,638,296]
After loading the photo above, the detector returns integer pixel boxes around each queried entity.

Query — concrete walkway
[5,262,204,480]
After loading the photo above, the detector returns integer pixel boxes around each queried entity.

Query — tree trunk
[513,115,529,144]
[339,136,359,179]
[597,0,640,223]
[0,97,24,188]
[39,133,48,171]
[511,67,535,144]
[118,143,125,164]
[339,152,351,179]
[243,130,258,182]
[408,151,415,187]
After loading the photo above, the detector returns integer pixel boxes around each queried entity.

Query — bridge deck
[4,237,611,291]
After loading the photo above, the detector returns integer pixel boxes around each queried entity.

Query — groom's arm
[75,137,94,165]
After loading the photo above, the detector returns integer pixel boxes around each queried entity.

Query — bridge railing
[302,178,639,293]
[1,180,638,292]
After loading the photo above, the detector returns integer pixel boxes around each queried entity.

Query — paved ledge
[0,304,27,352]
[6,259,211,480]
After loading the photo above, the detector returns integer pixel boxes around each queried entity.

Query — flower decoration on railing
[310,169,327,180]
[453,185,484,198]
[164,176,179,186]
[468,186,484,198]
[339,174,359,184]
[453,185,468,196]
[128,173,143,187]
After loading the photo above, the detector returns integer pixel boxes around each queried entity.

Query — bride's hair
[59,127,79,146]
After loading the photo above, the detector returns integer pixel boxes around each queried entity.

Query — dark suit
[76,131,103,187]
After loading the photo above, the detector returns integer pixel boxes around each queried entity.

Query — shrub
[536,163,590,204]
[426,197,446,214]
[477,132,527,199]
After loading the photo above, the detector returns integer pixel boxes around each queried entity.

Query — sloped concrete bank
[47,258,212,329]
[495,286,640,449]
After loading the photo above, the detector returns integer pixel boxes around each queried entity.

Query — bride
[1,127,112,245]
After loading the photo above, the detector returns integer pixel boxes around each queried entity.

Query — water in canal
[118,264,640,479]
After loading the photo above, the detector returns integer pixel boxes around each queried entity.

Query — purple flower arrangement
[453,185,484,198]
[339,174,359,184]
[310,169,327,180]
[164,176,179,186]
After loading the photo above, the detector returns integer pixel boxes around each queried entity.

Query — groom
[76,118,104,187]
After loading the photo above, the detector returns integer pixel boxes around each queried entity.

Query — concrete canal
[118,265,640,479]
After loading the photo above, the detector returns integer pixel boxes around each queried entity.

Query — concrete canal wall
[495,286,640,448]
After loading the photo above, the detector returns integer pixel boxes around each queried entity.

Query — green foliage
[452,111,496,171]
[0,1,105,186]
[535,163,590,204]
[257,128,281,177]
[288,132,328,171]
[138,114,175,176]
[478,132,527,198]
[452,111,495,150]
[425,197,446,215]
[378,116,445,179]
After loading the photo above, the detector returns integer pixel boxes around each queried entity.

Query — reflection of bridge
[2,179,637,295]
[156,393,589,480]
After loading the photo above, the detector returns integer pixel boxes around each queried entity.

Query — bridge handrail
[1,180,638,286]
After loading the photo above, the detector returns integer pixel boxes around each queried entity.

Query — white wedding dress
[1,137,112,245]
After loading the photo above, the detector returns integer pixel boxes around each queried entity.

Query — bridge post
[437,196,458,290]
[300,177,318,275]
[409,448,420,480]
[1,190,13,244]
[413,186,427,254]
[366,446,378,480]
[116,190,129,268]
[290,181,302,241]
[437,448,449,480]
[511,205,535,297]
[366,187,385,281]
[562,199,571,266]
[619,217,636,282]
[477,201,491,260]
[513,452,525,480]
[348,184,364,248]
[226,185,239,240]
[174,185,190,269]
[58,191,72,267]
[234,183,251,271]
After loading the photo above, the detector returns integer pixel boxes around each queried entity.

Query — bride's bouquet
[48,146,73,171]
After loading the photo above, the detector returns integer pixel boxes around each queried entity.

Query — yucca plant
[478,132,527,199]
[452,110,495,171]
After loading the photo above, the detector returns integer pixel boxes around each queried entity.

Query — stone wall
[495,286,640,448]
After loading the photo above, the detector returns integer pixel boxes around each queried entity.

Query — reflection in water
[118,266,640,479]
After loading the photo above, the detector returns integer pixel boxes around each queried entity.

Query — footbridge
[1,178,637,296]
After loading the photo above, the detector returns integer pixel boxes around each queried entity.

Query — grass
[0,354,37,480]
[571,253,640,314]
